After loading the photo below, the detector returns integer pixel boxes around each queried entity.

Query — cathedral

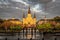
[23,6,36,27]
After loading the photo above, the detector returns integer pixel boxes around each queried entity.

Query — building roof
[7,18,20,21]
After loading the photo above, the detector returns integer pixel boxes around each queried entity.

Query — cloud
[31,4,42,12]
[28,0,52,3]
[12,0,29,6]
[52,0,56,2]
[0,0,10,5]
[0,0,60,20]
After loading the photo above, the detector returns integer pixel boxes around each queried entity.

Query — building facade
[23,6,36,27]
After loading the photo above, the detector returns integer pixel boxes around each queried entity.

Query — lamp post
[42,31,44,40]
[5,38,7,40]
[23,28,24,39]
[34,28,36,39]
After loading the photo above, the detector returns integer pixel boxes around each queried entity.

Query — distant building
[37,19,57,26]
[7,18,22,25]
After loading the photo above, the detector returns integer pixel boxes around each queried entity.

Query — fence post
[5,38,7,40]
[54,37,57,40]
[42,38,44,40]
[18,38,20,40]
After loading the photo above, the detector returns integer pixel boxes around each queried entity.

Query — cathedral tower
[33,13,36,25]
[23,6,36,27]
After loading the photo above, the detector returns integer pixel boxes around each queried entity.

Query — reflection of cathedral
[23,6,36,27]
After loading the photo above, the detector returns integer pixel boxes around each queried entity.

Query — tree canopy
[54,16,60,22]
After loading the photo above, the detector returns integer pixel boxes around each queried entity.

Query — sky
[0,0,60,20]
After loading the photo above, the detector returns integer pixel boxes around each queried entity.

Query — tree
[2,21,12,30]
[37,22,52,32]
[55,23,60,30]
[10,25,22,31]
[54,16,60,22]
[0,23,3,29]
[0,19,4,23]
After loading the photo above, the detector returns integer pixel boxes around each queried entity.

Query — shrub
[37,22,52,32]
[10,25,22,30]
[55,23,60,30]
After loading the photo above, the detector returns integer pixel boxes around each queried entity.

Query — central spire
[28,6,31,14]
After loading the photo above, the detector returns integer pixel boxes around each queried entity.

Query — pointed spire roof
[44,15,46,18]
[34,13,36,18]
[23,13,25,18]
[28,6,31,14]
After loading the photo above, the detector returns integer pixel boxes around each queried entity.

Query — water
[0,28,60,40]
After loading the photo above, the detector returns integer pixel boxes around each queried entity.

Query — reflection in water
[0,29,60,40]
[0,28,40,40]
[20,28,40,39]
[27,35,31,39]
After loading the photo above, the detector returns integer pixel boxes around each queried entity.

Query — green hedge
[37,23,53,32]
[10,25,22,30]
[37,23,52,29]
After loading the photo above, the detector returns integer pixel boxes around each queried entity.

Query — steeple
[44,15,46,19]
[23,13,25,18]
[28,6,31,14]
[34,13,36,18]
[44,15,47,23]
